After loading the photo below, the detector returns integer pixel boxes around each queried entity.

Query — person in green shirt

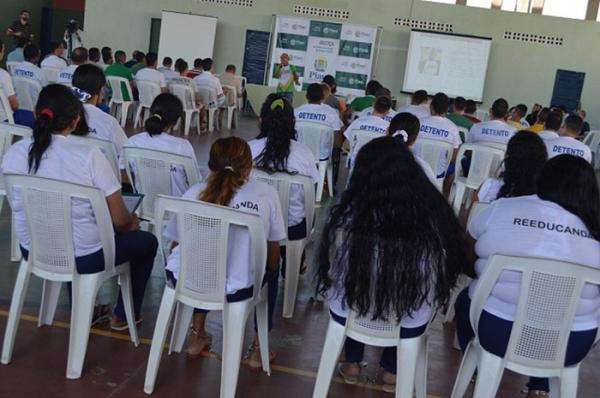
[105,50,136,101]
[446,96,474,142]
[274,53,299,105]
[349,80,382,114]
[130,51,146,76]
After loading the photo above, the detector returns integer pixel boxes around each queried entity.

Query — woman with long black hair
[316,136,465,391]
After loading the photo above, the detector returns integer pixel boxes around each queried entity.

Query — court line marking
[0,309,441,397]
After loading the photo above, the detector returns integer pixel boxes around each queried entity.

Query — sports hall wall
[84,0,600,126]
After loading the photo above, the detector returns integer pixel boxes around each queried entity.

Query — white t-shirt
[193,71,223,96]
[158,67,179,83]
[467,119,517,146]
[136,67,167,88]
[0,67,16,122]
[358,107,398,123]
[83,103,128,157]
[41,55,68,69]
[468,195,600,331]
[13,61,47,87]
[418,115,462,175]
[477,177,503,202]
[295,103,343,160]
[545,136,592,163]
[343,115,390,170]
[1,135,121,257]
[164,180,287,294]
[249,138,319,227]
[397,104,430,121]
[120,132,199,197]
[57,64,79,85]
[538,130,560,141]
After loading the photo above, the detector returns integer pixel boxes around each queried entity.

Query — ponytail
[255,94,296,173]
[29,112,53,173]
[145,93,183,136]
[388,112,421,147]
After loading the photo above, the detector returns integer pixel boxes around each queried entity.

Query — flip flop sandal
[110,317,143,331]
[337,363,360,385]
[246,341,276,370]
[185,329,212,359]
[91,304,112,326]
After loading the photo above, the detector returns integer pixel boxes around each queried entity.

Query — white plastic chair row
[296,121,334,202]
[144,195,271,397]
[12,77,41,112]
[68,134,121,182]
[583,130,600,170]
[1,174,139,379]
[251,169,315,318]
[451,254,600,398]
[134,80,162,128]
[170,83,200,136]
[106,76,135,128]
[412,138,455,191]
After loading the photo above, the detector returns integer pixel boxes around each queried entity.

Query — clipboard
[122,192,144,213]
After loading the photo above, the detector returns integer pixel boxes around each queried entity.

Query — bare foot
[185,330,212,359]
[248,344,276,370]
[337,362,361,384]
[381,369,396,392]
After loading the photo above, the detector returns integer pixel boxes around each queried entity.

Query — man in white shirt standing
[13,43,47,86]
[538,111,563,141]
[158,56,178,83]
[135,52,168,94]
[194,58,226,127]
[467,98,517,146]
[545,114,592,163]
[0,39,19,121]
[56,47,88,85]
[40,41,67,69]
[397,89,430,121]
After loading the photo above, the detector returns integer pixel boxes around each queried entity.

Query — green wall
[0,0,51,49]
[84,0,600,126]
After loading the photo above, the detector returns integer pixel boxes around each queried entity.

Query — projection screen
[158,11,217,66]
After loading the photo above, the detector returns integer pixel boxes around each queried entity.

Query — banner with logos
[268,15,378,97]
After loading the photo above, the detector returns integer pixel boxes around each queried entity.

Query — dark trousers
[454,288,597,392]
[330,311,428,374]
[280,219,307,277]
[21,230,158,319]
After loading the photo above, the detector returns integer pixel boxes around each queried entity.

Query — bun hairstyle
[200,137,253,206]
[255,93,296,173]
[388,112,421,146]
[29,84,82,172]
[144,93,183,136]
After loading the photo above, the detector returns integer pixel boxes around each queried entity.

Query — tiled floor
[0,112,599,397]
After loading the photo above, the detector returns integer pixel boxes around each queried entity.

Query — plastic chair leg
[312,319,346,398]
[226,107,235,129]
[450,341,480,398]
[282,239,305,319]
[1,259,32,365]
[451,183,467,216]
[134,105,143,128]
[316,162,327,202]
[472,350,504,398]
[10,213,21,262]
[415,335,429,398]
[66,276,101,379]
[396,336,422,398]
[549,378,560,398]
[220,301,251,398]
[119,104,128,128]
[255,291,271,375]
[208,109,216,132]
[38,280,62,327]
[559,366,580,398]
[169,302,194,354]
[118,267,140,346]
[144,286,177,394]
[184,111,192,136]
[326,162,334,198]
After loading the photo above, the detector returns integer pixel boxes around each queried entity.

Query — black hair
[388,112,421,146]
[194,58,203,68]
[163,56,173,66]
[412,90,428,105]
[323,75,336,93]
[16,37,30,48]
[71,47,88,64]
[88,47,100,62]
[453,96,466,111]
[373,95,392,114]
[174,58,188,74]
[225,64,236,72]
[49,41,63,53]
[545,111,563,131]
[538,155,600,241]
[29,85,82,172]
[430,92,449,115]
[145,52,158,67]
[375,87,391,98]
[497,131,547,199]
[23,44,40,62]
[72,64,106,96]
[255,94,297,174]
[365,80,382,96]
[306,83,324,103]
[515,103,528,117]
[491,98,509,118]
[201,58,213,71]
[134,51,145,62]
[20,10,30,15]
[563,115,583,135]
[101,46,112,62]
[316,137,464,321]
[114,50,126,62]
[144,93,183,136]
[465,99,477,114]
[536,107,551,124]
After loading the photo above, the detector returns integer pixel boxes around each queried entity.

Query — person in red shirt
[186,58,203,78]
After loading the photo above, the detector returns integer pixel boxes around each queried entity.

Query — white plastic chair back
[197,86,217,108]
[456,144,505,188]
[171,83,196,111]
[67,135,121,181]
[106,76,133,104]
[0,90,15,123]
[122,146,200,220]
[0,123,32,192]
[346,129,383,161]
[6,62,19,75]
[222,84,237,107]
[12,77,42,111]
[137,80,161,108]
[583,130,600,169]
[42,67,62,84]
[475,110,488,121]
[295,121,333,162]
[412,138,454,189]
[457,127,469,143]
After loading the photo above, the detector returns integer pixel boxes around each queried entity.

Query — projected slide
[158,11,217,66]
[402,30,492,102]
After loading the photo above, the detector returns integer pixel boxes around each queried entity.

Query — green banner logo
[339,40,372,60]
[335,71,368,90]
[276,33,308,51]
[309,21,342,39]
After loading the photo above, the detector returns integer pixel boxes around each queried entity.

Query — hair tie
[223,166,235,172]
[39,108,54,120]
[153,113,163,121]
[392,130,409,142]
[71,87,91,103]
[270,99,285,111]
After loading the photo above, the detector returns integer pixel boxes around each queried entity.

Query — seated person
[446,96,474,135]
[186,58,203,78]
[467,98,517,146]
[40,41,67,69]
[348,80,381,113]
[526,107,551,133]
[538,111,563,141]
[463,99,480,123]
[0,39,19,122]
[13,43,47,86]
[507,103,529,129]
[135,52,168,94]
[105,50,136,102]
[219,64,243,107]
[545,115,592,163]
[194,58,227,127]
[357,87,397,122]
[57,47,88,85]
[322,74,346,115]
[130,51,146,76]
[397,89,430,121]
[88,47,101,65]
[158,56,179,82]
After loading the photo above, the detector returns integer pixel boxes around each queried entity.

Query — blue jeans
[330,311,428,374]
[454,288,597,392]
[21,230,158,319]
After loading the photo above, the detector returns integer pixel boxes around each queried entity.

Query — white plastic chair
[106,76,135,128]
[296,121,334,202]
[237,76,247,110]
[1,174,139,379]
[6,62,19,75]
[412,138,455,191]
[134,80,161,128]
[42,66,62,84]
[458,127,469,143]
[221,84,238,129]
[475,110,488,121]
[67,134,121,182]
[0,89,15,124]
[451,254,600,398]
[345,129,384,171]
[0,123,32,262]
[197,86,218,132]
[450,144,505,215]
[251,169,315,318]
[122,146,201,223]
[170,83,200,136]
[12,77,42,112]
[583,130,600,170]
[144,195,271,397]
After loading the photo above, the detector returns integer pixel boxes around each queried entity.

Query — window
[422,0,456,4]
[466,0,492,8]
[542,0,587,20]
